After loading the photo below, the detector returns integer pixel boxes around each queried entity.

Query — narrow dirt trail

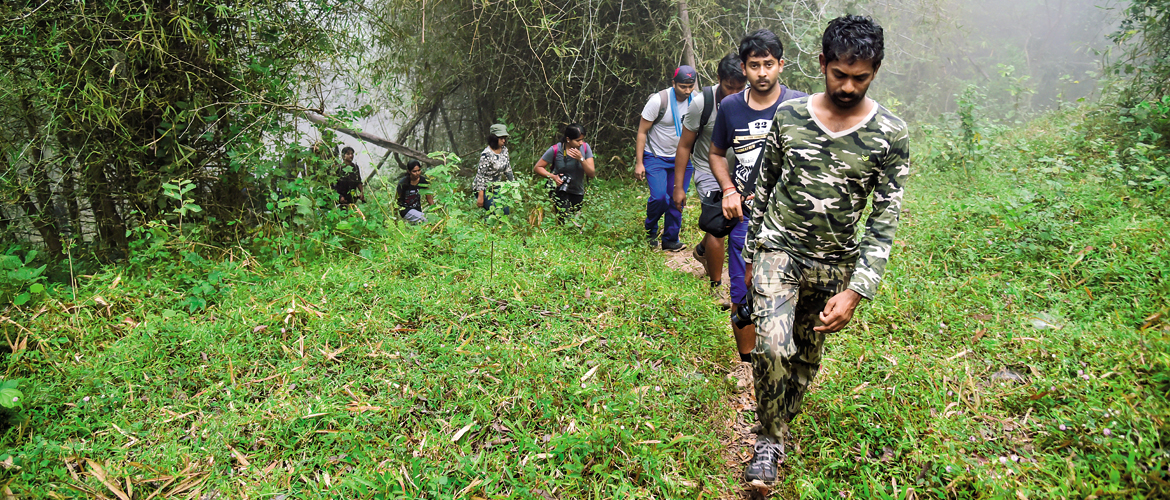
[660,247,767,499]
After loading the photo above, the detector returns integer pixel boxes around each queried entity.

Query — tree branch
[302,111,442,166]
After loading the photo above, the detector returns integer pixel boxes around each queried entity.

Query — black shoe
[744,434,784,484]
[661,240,687,252]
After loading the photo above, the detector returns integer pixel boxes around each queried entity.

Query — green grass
[2,181,743,498]
[2,106,1169,498]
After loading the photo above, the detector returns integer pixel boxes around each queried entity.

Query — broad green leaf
[0,386,21,408]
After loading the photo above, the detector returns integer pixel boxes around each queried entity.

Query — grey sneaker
[744,434,785,484]
[661,240,687,252]
[692,242,707,265]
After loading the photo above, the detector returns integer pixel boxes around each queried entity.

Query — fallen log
[303,111,442,166]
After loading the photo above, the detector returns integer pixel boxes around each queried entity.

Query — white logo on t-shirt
[748,119,771,136]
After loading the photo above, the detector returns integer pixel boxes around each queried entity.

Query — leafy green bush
[0,248,47,306]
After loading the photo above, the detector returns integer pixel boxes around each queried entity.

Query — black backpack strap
[699,86,715,133]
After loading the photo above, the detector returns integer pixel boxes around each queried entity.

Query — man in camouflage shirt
[741,15,910,485]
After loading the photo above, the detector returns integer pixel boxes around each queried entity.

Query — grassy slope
[2,107,1169,498]
[4,182,742,498]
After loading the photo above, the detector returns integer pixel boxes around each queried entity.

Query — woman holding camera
[533,123,594,223]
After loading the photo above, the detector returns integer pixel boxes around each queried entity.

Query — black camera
[730,293,754,329]
[556,175,572,192]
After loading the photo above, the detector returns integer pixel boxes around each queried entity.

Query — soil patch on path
[659,247,776,498]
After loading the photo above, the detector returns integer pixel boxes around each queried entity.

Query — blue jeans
[643,153,692,244]
[483,192,510,216]
[727,218,749,305]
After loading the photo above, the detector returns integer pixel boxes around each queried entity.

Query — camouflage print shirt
[745,96,910,299]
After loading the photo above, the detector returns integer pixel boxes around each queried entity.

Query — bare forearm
[709,150,734,191]
[673,145,690,186]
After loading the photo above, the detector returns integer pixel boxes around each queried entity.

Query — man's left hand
[815,289,862,333]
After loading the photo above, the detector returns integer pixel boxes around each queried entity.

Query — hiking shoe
[646,229,660,249]
[661,240,687,252]
[744,434,785,484]
[692,242,707,265]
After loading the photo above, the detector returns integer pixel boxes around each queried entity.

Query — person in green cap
[474,123,515,215]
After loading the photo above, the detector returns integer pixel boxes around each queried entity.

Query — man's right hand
[722,190,743,220]
[671,186,686,210]
[634,163,646,181]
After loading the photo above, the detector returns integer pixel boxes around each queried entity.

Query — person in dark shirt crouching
[396,159,433,223]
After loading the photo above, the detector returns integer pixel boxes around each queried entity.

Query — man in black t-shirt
[334,146,366,205]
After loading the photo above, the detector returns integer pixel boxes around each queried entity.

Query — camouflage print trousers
[749,249,853,438]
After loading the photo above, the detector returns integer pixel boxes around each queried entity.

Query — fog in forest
[863,0,1122,120]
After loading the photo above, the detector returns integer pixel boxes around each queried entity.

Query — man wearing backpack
[710,30,807,374]
[634,65,697,251]
[671,54,747,305]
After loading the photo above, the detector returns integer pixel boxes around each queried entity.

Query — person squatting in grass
[740,15,910,485]
[396,159,433,224]
[634,65,697,251]
[474,123,516,215]
[334,146,366,205]
[533,123,595,224]
[709,29,807,368]
[671,53,747,307]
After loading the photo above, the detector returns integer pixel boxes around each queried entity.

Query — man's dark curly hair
[822,15,885,67]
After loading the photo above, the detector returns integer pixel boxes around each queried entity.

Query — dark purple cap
[672,65,697,83]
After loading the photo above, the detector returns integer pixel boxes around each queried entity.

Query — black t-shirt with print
[396,175,428,217]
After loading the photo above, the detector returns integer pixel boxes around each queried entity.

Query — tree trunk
[85,160,128,258]
[61,163,83,239]
[423,108,438,154]
[439,101,458,152]
[18,97,64,258]
[395,81,463,145]
[25,145,65,259]
[19,191,63,259]
[678,0,696,69]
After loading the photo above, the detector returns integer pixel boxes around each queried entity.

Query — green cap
[489,123,509,137]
